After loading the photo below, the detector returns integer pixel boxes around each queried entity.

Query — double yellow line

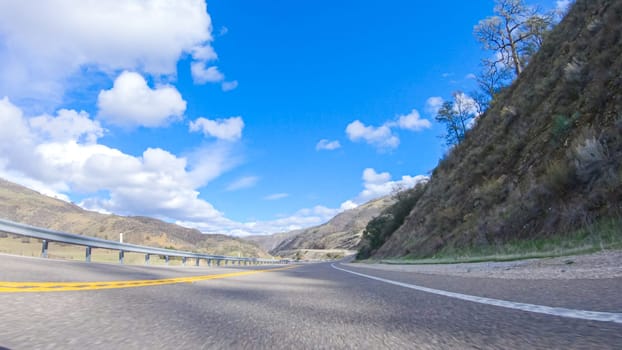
[0,265,297,293]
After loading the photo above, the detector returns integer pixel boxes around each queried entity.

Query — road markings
[331,263,622,324]
[0,266,297,293]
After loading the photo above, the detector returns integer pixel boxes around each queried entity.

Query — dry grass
[370,0,622,259]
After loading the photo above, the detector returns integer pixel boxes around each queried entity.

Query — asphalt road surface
[1,253,620,349]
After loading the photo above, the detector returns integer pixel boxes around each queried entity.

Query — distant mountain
[245,230,302,254]
[248,195,394,259]
[0,178,269,258]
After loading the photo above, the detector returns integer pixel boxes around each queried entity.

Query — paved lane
[1,254,620,349]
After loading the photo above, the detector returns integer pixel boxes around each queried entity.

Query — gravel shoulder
[352,250,622,280]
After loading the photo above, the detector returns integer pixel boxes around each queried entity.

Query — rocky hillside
[374,0,622,258]
[0,178,269,258]
[264,195,395,258]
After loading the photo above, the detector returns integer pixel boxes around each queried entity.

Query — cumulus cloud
[226,176,259,191]
[339,200,359,211]
[392,109,431,131]
[221,80,239,92]
[264,193,289,200]
[353,168,428,204]
[0,0,213,105]
[4,97,397,237]
[29,109,104,144]
[346,120,399,150]
[316,139,341,151]
[425,96,444,115]
[97,71,186,128]
[346,109,431,151]
[0,96,240,225]
[191,45,218,62]
[189,116,244,141]
[191,64,225,84]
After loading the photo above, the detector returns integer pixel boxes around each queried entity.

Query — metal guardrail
[0,218,288,266]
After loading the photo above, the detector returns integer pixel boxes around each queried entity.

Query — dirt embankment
[353,251,622,280]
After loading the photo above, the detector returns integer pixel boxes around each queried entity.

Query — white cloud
[0,96,240,226]
[29,109,104,144]
[0,0,213,105]
[218,26,229,36]
[316,139,342,151]
[189,116,244,141]
[346,120,399,150]
[346,109,431,151]
[264,193,289,201]
[339,200,359,211]
[362,168,391,185]
[354,168,428,204]
[465,73,477,80]
[191,64,225,84]
[97,71,186,128]
[191,45,218,62]
[226,176,259,191]
[221,80,239,92]
[393,109,431,131]
[425,96,444,115]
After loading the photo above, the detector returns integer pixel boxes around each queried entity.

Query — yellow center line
[0,265,297,293]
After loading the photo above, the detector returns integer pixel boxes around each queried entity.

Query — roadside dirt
[353,250,622,280]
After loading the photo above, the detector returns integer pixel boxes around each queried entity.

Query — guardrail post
[40,240,48,258]
[85,246,92,262]
[216,259,221,266]
[145,254,150,264]
[182,257,187,266]
[195,258,200,266]
[165,256,170,266]
[119,250,124,264]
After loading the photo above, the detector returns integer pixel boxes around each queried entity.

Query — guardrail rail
[0,218,288,266]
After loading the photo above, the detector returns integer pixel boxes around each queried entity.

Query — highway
[1,253,621,349]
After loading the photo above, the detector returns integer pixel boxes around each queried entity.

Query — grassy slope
[261,195,395,258]
[374,0,622,259]
[0,178,270,258]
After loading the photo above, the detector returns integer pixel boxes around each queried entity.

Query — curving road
[0,253,620,349]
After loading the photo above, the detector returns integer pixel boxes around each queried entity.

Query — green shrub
[550,113,579,142]
[357,182,428,259]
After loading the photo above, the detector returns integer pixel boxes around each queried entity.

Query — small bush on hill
[357,182,428,259]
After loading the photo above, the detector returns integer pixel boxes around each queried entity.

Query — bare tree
[474,0,552,77]
[435,92,478,146]
[477,57,514,100]
[436,101,462,146]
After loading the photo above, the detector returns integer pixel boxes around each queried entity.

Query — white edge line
[331,263,622,324]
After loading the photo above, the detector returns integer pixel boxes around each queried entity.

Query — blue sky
[0,0,566,236]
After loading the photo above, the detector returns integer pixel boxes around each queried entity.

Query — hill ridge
[373,0,622,258]
[0,177,269,257]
